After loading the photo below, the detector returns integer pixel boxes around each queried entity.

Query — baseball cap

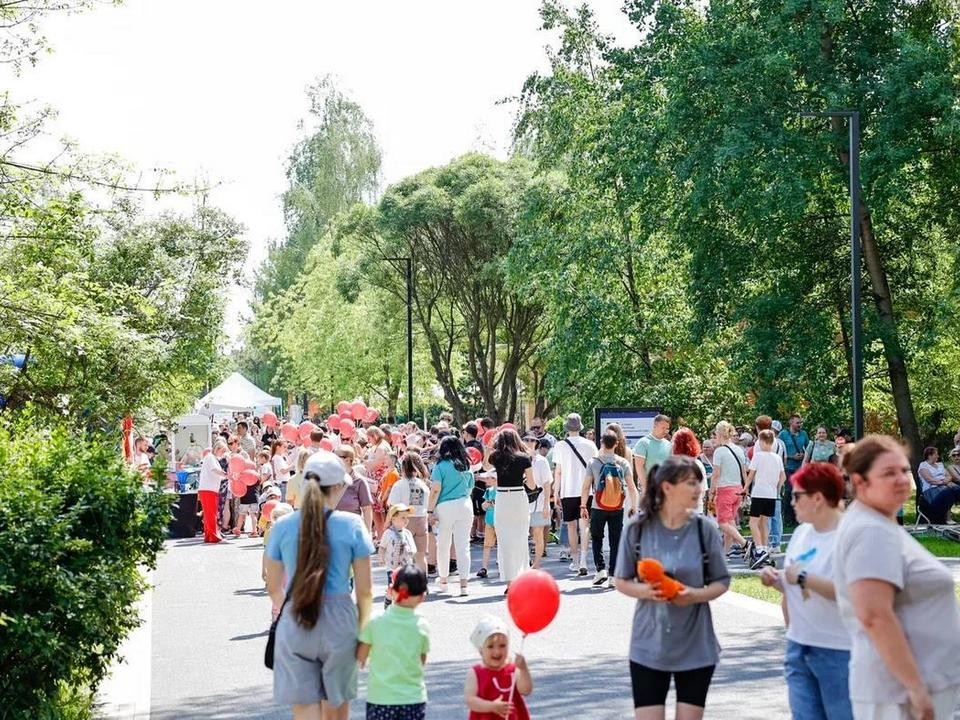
[771,420,783,432]
[739,432,754,443]
[537,436,554,450]
[564,413,583,432]
[470,615,509,649]
[303,450,352,487]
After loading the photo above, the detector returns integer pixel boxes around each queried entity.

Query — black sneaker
[578,566,588,577]
[750,550,770,570]
[726,544,744,558]
[427,564,437,576]
[476,567,488,579]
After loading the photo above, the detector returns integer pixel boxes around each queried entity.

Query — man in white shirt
[552,413,598,576]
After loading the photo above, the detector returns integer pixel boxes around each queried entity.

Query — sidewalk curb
[96,568,153,720]
[718,589,784,621]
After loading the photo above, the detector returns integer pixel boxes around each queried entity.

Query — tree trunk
[858,205,921,460]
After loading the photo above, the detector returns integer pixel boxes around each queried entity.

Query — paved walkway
[106,535,791,720]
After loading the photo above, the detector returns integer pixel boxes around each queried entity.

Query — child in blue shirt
[476,486,497,579]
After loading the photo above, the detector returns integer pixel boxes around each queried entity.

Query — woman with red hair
[759,462,851,720]
[672,428,707,511]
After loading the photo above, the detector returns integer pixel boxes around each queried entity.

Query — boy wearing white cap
[464,616,532,720]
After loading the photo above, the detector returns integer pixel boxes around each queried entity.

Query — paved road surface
[147,535,790,719]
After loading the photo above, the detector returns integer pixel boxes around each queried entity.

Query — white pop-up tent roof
[196,372,282,413]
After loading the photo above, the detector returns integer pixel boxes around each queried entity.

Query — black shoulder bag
[265,509,331,670]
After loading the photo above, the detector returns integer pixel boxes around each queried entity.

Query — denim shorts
[784,640,852,720]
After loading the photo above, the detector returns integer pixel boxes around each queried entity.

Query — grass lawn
[914,534,960,557]
[731,571,960,603]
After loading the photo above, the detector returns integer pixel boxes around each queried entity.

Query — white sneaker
[607,577,616,589]
[592,569,608,586]
[559,549,571,562]
[568,561,578,573]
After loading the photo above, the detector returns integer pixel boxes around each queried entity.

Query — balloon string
[507,634,527,710]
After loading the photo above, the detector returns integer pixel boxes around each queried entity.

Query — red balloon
[501,423,516,431]
[507,570,560,635]
[243,458,257,472]
[337,400,350,415]
[261,411,278,428]
[262,499,278,519]
[230,478,247,497]
[339,418,355,439]
[350,400,367,420]
[281,422,299,443]
[299,422,317,441]
[364,408,380,423]
[228,455,246,476]
[326,414,341,430]
[319,439,333,452]
[240,469,259,486]
[340,410,353,421]
[482,428,499,447]
[466,447,482,466]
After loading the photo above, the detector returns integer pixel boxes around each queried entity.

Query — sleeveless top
[468,663,530,720]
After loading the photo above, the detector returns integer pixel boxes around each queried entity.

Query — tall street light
[387,256,414,421]
[800,110,863,439]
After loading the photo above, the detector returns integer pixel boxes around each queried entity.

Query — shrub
[0,414,171,718]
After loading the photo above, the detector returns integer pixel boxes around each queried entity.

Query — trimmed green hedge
[0,416,171,718]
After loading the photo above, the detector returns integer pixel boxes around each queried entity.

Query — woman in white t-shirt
[835,436,960,720]
[745,429,786,568]
[387,452,431,573]
[759,462,851,720]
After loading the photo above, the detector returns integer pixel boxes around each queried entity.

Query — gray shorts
[273,593,358,707]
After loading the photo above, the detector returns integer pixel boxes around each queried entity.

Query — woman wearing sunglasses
[759,462,851,720]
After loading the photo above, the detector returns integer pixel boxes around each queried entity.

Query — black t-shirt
[240,482,260,504]
[492,454,532,488]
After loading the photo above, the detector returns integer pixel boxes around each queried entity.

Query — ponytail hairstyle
[291,478,336,629]
[401,450,429,480]
[714,421,735,444]
[639,455,703,518]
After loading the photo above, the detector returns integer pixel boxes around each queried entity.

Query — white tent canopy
[195,372,282,413]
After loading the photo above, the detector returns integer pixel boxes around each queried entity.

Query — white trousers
[494,489,531,582]
[853,685,960,720]
[435,497,472,582]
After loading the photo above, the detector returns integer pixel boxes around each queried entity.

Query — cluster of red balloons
[227,454,259,496]
[325,399,380,440]
[481,422,517,448]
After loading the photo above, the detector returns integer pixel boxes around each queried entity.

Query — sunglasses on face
[791,491,808,501]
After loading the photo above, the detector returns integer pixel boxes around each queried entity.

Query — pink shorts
[715,486,742,524]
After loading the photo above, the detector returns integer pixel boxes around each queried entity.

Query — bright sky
[7,1,639,343]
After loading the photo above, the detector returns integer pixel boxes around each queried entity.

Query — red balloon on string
[501,423,516,431]
[364,408,380,423]
[466,447,482,466]
[483,428,499,447]
[261,411,278,428]
[262,500,278,519]
[326,414,341,430]
[240,469,259,486]
[339,419,355,439]
[319,439,333,452]
[228,455,246,476]
[337,400,350,415]
[350,400,367,420]
[299,422,317,442]
[340,410,353,422]
[230,478,247,496]
[507,570,560,635]
[243,459,257,472]
[281,423,299,443]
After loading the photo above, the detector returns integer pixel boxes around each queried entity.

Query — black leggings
[630,661,715,708]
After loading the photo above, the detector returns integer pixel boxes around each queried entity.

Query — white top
[748,450,784,499]
[834,501,960,703]
[917,460,945,492]
[529,454,552,513]
[259,462,274,483]
[198,452,222,492]
[553,435,598,498]
[387,476,430,518]
[272,453,290,481]
[782,523,849,650]
[712,443,747,488]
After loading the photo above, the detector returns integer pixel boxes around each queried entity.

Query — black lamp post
[800,110,864,439]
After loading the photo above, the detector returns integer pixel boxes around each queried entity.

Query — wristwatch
[797,570,808,589]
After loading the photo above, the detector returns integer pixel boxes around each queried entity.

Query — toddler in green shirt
[357,564,430,720]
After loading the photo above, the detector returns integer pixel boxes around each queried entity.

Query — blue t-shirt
[483,487,496,526]
[265,509,374,594]
[778,429,810,471]
[430,459,473,505]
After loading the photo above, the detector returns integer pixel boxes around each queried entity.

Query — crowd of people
[177,408,960,720]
